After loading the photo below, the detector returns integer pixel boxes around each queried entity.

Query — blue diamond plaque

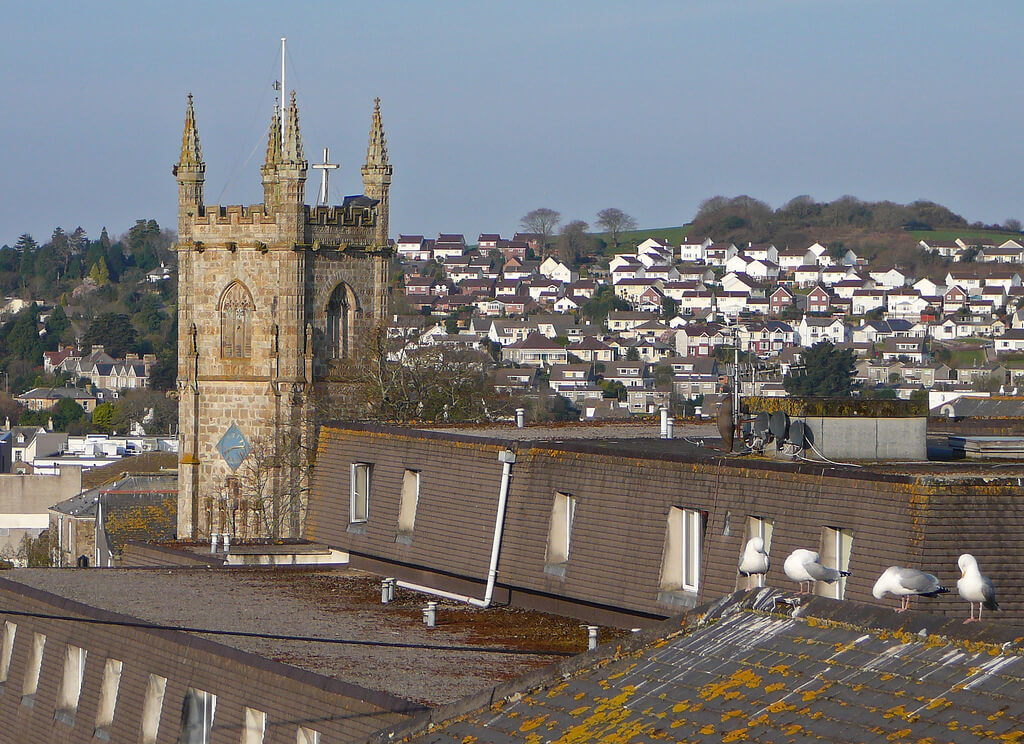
[216,422,252,472]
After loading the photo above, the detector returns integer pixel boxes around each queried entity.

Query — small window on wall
[544,492,577,576]
[0,621,16,689]
[54,644,87,724]
[179,688,217,744]
[140,674,167,744]
[242,708,267,744]
[396,469,420,543]
[659,507,705,603]
[297,726,321,744]
[21,632,45,706]
[737,516,774,590]
[350,463,372,525]
[815,526,853,599]
[94,658,123,741]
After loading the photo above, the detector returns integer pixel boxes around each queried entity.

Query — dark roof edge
[320,422,917,484]
[0,576,427,716]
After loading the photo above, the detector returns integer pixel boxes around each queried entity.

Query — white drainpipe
[396,448,516,608]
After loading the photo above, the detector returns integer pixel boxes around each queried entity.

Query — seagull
[957,554,998,623]
[739,537,770,585]
[783,549,850,594]
[872,566,949,612]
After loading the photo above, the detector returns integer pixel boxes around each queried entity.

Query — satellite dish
[753,412,770,439]
[769,411,789,441]
[789,420,806,449]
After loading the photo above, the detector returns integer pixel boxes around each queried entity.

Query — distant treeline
[689,194,1015,246]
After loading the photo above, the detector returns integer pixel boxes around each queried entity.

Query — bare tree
[595,208,638,248]
[318,324,517,424]
[557,220,592,264]
[229,426,314,540]
[520,208,561,251]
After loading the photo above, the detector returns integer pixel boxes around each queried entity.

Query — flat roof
[4,567,607,706]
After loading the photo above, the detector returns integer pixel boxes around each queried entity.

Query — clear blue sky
[2,1,1022,247]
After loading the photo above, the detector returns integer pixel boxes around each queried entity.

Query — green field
[908,228,1018,244]
[949,348,987,367]
[591,225,692,255]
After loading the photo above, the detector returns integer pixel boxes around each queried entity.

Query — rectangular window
[181,687,217,744]
[396,469,420,539]
[94,658,122,740]
[737,516,774,590]
[815,526,853,600]
[350,463,372,523]
[21,632,45,706]
[297,726,321,744]
[0,621,16,689]
[660,507,704,597]
[242,707,267,744]
[544,492,577,571]
[54,644,87,724]
[140,674,167,744]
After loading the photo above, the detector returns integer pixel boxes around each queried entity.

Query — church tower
[174,93,391,540]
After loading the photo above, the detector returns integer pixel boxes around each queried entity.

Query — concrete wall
[800,416,927,461]
[0,469,82,560]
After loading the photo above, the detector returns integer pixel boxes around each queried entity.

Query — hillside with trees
[0,219,177,432]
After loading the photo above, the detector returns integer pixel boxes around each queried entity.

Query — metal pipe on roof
[397,449,517,609]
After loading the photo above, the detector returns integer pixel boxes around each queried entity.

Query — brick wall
[309,425,1024,625]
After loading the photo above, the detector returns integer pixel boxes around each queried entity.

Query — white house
[797,316,847,346]
[539,256,578,284]
[679,236,711,263]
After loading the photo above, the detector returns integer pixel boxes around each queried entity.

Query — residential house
[995,329,1024,354]
[806,285,831,314]
[886,288,929,320]
[869,267,908,290]
[793,265,821,288]
[492,367,538,393]
[566,336,614,363]
[769,286,794,315]
[797,316,847,346]
[603,360,648,388]
[539,256,578,284]
[879,337,927,364]
[607,311,658,334]
[703,242,737,266]
[500,332,568,367]
[678,236,711,263]
[396,234,431,261]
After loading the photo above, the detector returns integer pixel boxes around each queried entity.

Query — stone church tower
[173,92,391,540]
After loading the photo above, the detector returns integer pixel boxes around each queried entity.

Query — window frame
[659,506,706,602]
[21,632,45,707]
[350,463,372,524]
[54,643,87,724]
[0,620,15,689]
[396,469,420,541]
[815,525,853,600]
[544,492,577,572]
[94,658,123,740]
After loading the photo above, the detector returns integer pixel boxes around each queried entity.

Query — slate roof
[386,589,1024,743]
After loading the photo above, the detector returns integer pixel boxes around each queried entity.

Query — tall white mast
[280,37,286,141]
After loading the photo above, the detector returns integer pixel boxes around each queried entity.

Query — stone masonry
[173,92,391,539]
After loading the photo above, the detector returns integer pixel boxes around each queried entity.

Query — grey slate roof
[386,589,1024,743]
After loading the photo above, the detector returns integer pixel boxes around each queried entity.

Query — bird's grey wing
[982,576,999,609]
[898,569,942,594]
[804,562,842,583]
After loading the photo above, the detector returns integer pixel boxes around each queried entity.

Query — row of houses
[43,344,157,390]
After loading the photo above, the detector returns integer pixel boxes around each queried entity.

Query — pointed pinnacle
[263,101,282,171]
[282,90,305,164]
[365,96,388,167]
[179,93,203,168]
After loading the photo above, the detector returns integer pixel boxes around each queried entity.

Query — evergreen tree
[82,312,137,358]
[783,341,856,397]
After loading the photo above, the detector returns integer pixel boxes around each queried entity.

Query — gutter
[397,448,516,608]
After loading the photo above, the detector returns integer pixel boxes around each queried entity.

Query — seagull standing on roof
[872,566,949,612]
[739,537,770,587]
[783,549,849,594]
[957,554,998,623]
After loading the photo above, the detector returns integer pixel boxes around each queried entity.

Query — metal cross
[312,147,339,206]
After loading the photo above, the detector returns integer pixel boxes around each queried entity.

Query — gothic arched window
[220,281,255,359]
[326,283,358,359]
